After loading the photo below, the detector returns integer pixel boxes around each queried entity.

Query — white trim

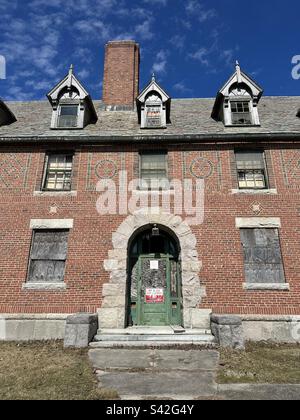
[22,283,67,291]
[236,217,281,229]
[30,219,74,230]
[243,283,290,291]
[232,189,277,195]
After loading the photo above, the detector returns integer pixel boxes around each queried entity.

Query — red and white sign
[145,288,164,304]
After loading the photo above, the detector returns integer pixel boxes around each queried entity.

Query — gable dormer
[212,62,263,127]
[47,65,97,129]
[0,99,17,127]
[137,75,171,129]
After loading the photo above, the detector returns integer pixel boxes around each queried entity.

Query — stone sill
[133,189,175,195]
[22,283,67,291]
[243,283,290,291]
[34,191,77,197]
[232,189,277,195]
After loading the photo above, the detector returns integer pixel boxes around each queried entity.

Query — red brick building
[0,41,299,344]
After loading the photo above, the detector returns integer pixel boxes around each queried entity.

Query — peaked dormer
[47,65,97,129]
[212,62,263,127]
[137,75,171,129]
[0,99,17,127]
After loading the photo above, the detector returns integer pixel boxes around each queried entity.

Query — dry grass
[0,341,119,400]
[218,342,300,384]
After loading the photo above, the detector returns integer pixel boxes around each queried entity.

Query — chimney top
[102,40,140,109]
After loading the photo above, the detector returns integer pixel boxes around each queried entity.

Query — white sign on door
[150,260,159,270]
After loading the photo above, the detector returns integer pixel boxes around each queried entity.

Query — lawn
[0,341,119,400]
[218,342,300,384]
[0,341,299,400]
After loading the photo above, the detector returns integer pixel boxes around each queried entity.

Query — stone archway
[98,209,210,330]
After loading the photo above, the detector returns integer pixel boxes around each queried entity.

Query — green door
[129,252,182,327]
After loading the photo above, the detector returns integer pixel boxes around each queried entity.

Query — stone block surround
[99,208,209,329]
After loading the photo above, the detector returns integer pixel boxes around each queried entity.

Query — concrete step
[94,333,215,343]
[90,340,218,349]
[96,327,212,336]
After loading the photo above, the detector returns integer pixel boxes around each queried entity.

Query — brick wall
[102,41,140,108]
[0,143,299,315]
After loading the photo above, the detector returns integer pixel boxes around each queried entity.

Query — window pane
[240,228,285,284]
[58,106,78,128]
[60,105,78,116]
[236,151,267,189]
[44,154,73,191]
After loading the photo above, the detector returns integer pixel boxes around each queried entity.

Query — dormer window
[58,104,79,128]
[231,100,252,125]
[47,65,97,130]
[211,62,263,127]
[145,93,163,128]
[137,75,171,129]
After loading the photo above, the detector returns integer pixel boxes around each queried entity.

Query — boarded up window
[240,228,285,284]
[28,230,69,283]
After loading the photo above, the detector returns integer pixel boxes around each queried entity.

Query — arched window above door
[130,227,179,258]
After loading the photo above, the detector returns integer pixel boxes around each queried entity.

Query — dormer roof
[47,65,97,124]
[136,74,171,124]
[212,62,264,120]
[0,99,17,127]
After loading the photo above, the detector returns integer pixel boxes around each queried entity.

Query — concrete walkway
[88,348,300,400]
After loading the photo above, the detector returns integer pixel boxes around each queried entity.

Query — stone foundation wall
[0,314,68,341]
[242,316,300,343]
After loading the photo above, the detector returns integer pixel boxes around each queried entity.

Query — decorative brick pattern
[86,152,125,191]
[0,153,31,189]
[280,149,300,187]
[183,150,222,190]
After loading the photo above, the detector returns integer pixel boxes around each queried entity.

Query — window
[146,104,162,127]
[43,154,73,191]
[235,151,268,189]
[240,228,285,284]
[27,230,69,283]
[231,101,252,125]
[140,152,168,189]
[58,104,78,128]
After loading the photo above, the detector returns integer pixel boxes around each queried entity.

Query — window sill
[243,283,290,291]
[133,189,175,195]
[34,191,77,197]
[22,283,67,291]
[50,127,83,130]
[232,189,277,195]
[225,124,261,128]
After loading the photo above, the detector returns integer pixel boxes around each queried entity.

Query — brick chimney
[102,40,140,109]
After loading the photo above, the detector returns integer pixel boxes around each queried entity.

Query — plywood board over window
[28,230,69,283]
[240,228,286,284]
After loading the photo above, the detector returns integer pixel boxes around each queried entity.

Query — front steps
[91,326,217,348]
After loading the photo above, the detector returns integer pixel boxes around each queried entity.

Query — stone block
[64,313,98,348]
[98,308,125,329]
[190,309,212,329]
[211,314,245,350]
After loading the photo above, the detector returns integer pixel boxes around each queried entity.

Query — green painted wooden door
[129,254,182,326]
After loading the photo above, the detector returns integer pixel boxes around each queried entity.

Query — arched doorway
[127,226,183,327]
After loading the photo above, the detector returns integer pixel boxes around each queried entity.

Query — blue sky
[0,0,299,101]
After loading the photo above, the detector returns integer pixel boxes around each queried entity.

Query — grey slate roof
[0,97,300,141]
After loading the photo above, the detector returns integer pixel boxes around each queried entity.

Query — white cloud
[185,0,216,23]
[189,48,210,66]
[173,81,193,95]
[152,50,168,75]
